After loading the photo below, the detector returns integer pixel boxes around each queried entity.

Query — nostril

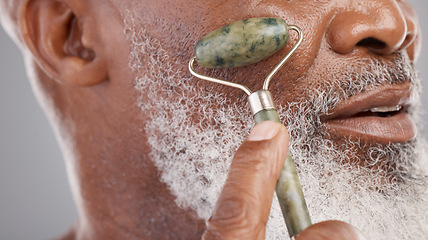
[356,37,387,50]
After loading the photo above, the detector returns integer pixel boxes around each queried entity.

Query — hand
[202,121,367,240]
[296,220,367,240]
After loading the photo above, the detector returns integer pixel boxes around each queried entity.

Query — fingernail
[247,121,282,141]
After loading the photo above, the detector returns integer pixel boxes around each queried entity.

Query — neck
[43,82,207,239]
[62,146,205,240]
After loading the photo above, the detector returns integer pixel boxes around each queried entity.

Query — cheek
[135,0,334,104]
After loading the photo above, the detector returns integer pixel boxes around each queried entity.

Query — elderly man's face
[85,0,427,239]
[119,0,421,142]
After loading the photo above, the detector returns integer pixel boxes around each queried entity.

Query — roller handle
[253,109,312,237]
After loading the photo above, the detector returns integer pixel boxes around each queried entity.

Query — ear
[20,0,107,86]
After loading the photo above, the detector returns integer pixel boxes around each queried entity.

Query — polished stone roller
[195,18,290,68]
[249,90,312,237]
[189,17,311,238]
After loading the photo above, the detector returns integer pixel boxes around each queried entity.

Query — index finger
[203,121,289,240]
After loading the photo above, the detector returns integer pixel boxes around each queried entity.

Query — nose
[326,0,417,55]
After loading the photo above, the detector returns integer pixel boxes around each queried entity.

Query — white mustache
[288,54,419,120]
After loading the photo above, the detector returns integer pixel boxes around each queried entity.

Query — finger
[203,121,289,240]
[296,220,367,240]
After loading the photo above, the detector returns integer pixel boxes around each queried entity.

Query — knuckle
[233,142,270,170]
[232,141,283,182]
[205,198,264,239]
[210,198,250,227]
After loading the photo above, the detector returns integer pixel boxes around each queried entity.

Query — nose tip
[326,3,416,56]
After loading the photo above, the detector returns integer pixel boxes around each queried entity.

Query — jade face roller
[188,17,311,237]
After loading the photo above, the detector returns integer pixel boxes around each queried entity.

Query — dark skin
[0,0,421,239]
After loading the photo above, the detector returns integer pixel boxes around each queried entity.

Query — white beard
[125,15,428,239]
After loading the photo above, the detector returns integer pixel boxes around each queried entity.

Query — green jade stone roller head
[189,17,311,238]
[195,18,290,68]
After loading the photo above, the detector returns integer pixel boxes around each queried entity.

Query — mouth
[323,82,416,143]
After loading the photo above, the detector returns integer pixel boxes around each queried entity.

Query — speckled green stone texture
[253,109,281,124]
[252,108,312,237]
[276,153,312,237]
[195,17,290,68]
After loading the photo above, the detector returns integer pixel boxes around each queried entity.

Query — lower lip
[324,111,417,143]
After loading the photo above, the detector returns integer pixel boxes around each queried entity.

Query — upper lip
[322,82,412,121]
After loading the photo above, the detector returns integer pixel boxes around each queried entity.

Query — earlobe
[20,0,107,86]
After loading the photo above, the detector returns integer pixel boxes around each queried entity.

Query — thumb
[296,220,367,240]
[203,121,289,240]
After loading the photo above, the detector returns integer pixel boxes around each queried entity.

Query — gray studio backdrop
[1,1,427,239]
